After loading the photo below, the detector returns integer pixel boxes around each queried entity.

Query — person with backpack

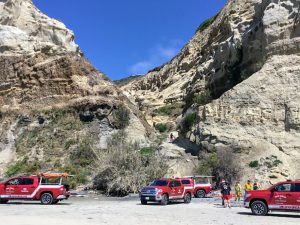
[220,179,232,208]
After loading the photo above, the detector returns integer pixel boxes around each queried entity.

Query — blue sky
[33,0,227,80]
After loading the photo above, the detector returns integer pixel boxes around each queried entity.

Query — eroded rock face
[0,0,79,54]
[123,0,300,184]
[0,0,152,177]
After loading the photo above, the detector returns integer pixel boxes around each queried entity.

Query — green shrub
[5,157,41,177]
[196,13,219,33]
[181,112,197,133]
[70,139,96,167]
[153,103,183,117]
[193,90,211,105]
[196,149,241,183]
[93,131,168,196]
[63,165,90,189]
[249,160,259,168]
[264,155,283,168]
[111,105,130,129]
[155,123,168,133]
[140,147,155,156]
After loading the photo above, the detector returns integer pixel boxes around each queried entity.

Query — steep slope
[0,0,152,178]
[122,0,300,185]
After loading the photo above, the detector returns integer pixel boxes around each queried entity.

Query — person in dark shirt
[220,179,232,208]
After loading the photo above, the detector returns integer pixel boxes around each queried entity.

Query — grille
[141,188,156,195]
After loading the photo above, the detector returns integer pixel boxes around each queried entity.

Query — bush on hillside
[196,13,219,33]
[93,131,168,196]
[180,112,197,134]
[111,105,130,129]
[155,123,168,133]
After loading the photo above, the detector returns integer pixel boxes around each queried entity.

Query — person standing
[220,179,232,208]
[234,182,242,202]
[244,180,253,192]
[253,179,261,190]
[244,180,253,199]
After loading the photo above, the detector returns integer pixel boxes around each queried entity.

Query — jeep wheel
[41,193,53,205]
[160,194,168,206]
[251,201,268,216]
[184,193,191,204]
[196,190,206,198]
[141,199,147,205]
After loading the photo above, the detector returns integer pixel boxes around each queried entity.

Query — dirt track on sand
[0,196,299,225]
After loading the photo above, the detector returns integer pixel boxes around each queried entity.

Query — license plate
[145,197,150,200]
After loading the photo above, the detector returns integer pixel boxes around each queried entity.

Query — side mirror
[270,188,275,193]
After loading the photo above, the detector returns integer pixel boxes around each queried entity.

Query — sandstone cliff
[122,0,300,185]
[0,0,152,178]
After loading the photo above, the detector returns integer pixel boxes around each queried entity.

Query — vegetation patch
[153,103,184,117]
[263,155,283,168]
[195,13,219,33]
[249,160,259,168]
[140,146,155,156]
[111,105,130,129]
[155,123,168,133]
[93,131,168,196]
[193,90,212,105]
[196,149,241,184]
[180,112,197,134]
[5,157,41,178]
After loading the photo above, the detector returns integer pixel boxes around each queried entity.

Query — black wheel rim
[197,190,205,198]
[253,203,265,215]
[42,194,52,204]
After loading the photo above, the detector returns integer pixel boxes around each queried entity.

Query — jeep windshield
[150,180,168,186]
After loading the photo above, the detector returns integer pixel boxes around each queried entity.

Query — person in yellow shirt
[244,180,253,191]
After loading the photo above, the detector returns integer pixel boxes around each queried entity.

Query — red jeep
[244,180,300,216]
[0,173,70,205]
[140,178,193,205]
[183,176,213,198]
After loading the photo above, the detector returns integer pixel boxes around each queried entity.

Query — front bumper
[140,194,162,202]
[244,201,250,208]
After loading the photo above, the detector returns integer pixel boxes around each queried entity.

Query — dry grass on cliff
[93,130,168,196]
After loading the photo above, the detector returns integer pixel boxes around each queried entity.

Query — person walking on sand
[234,182,242,202]
[220,179,232,208]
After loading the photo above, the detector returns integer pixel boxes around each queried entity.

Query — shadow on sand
[238,212,300,219]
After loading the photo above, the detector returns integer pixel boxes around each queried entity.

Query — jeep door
[269,183,294,210]
[4,178,22,198]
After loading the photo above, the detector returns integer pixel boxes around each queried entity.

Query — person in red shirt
[220,179,232,208]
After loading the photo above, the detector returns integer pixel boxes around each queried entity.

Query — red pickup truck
[182,176,213,198]
[0,173,70,205]
[244,180,300,215]
[140,178,193,205]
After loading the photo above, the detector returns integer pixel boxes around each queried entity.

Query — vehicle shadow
[137,202,185,206]
[238,212,300,218]
[5,202,71,206]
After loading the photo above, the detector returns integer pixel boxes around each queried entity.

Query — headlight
[155,188,163,193]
